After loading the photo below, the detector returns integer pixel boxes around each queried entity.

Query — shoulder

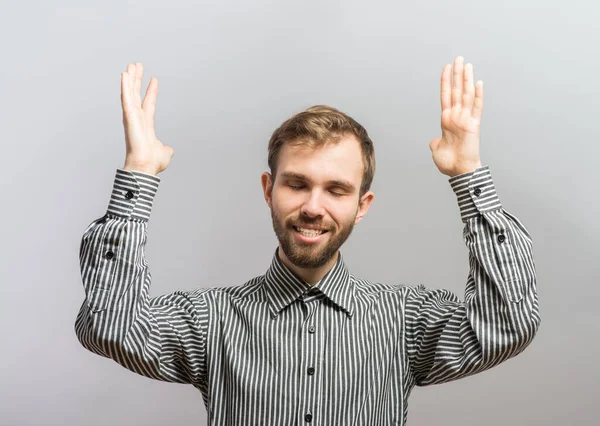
[187,274,267,305]
[351,276,456,302]
[351,275,414,301]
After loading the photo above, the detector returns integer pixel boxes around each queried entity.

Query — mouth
[293,226,329,243]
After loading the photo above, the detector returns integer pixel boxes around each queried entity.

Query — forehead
[277,136,364,186]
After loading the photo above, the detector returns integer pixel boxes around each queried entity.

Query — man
[75,56,540,425]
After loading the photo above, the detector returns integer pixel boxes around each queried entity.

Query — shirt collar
[264,246,354,319]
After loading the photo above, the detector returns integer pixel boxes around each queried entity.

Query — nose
[300,190,326,218]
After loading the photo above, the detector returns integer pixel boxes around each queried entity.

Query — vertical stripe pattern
[75,165,540,425]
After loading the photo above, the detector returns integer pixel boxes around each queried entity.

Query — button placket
[301,301,318,425]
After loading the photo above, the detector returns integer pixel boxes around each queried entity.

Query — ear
[261,172,273,208]
[354,191,374,225]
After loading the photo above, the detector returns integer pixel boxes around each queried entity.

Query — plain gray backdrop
[1,0,598,425]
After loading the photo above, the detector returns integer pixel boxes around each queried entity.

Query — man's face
[262,135,372,269]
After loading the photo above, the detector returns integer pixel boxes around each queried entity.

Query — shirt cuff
[106,169,161,221]
[448,165,502,222]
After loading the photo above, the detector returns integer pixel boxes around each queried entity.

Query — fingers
[440,64,451,112]
[126,63,135,104]
[121,69,132,114]
[142,77,158,130]
[443,56,483,119]
[462,63,475,110]
[472,80,484,121]
[134,62,143,107]
[451,56,464,107]
[121,62,149,112]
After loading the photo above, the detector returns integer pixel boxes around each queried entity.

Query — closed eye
[288,185,344,197]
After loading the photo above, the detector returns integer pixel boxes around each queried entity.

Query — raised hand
[121,62,174,176]
[429,56,483,177]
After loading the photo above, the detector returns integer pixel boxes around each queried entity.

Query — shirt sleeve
[74,169,210,390]
[403,165,541,387]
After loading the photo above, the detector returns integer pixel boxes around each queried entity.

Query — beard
[270,206,356,269]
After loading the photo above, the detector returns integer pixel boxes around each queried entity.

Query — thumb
[161,145,174,167]
[429,137,441,152]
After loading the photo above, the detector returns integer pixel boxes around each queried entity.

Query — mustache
[291,221,330,230]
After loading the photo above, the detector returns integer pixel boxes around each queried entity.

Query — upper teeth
[296,227,325,237]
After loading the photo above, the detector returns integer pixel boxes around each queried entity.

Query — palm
[121,62,174,174]
[125,103,154,151]
[429,57,484,177]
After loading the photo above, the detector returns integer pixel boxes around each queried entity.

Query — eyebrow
[280,172,356,192]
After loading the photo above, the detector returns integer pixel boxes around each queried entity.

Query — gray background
[1,0,598,425]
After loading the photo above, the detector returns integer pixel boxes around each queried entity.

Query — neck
[278,246,339,286]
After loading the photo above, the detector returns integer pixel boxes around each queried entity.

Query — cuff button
[474,187,482,196]
[125,191,134,199]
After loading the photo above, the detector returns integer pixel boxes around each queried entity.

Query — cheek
[335,204,360,226]
[324,205,355,231]
[271,198,295,223]
[273,194,293,211]
[273,190,302,212]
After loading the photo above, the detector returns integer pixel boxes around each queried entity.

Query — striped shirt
[75,165,540,426]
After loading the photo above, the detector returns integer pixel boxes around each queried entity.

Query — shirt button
[307,367,315,375]
[308,325,316,333]
[498,234,506,243]
[474,187,482,196]
[125,190,134,199]
[305,413,312,422]
[105,250,114,260]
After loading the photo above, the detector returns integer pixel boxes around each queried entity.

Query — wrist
[123,164,158,176]
[449,162,483,177]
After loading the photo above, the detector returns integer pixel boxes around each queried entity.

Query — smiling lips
[294,226,327,236]
[293,226,329,241]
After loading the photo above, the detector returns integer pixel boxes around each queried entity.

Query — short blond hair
[267,105,375,198]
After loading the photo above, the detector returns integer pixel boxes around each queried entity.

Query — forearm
[406,166,540,386]
[74,169,208,385]
[455,167,541,348]
[462,209,540,358]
